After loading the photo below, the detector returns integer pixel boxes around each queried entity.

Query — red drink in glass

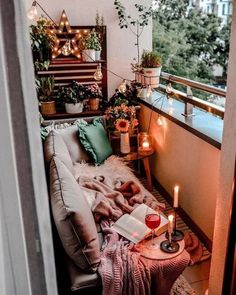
[145,214,161,229]
[145,213,161,249]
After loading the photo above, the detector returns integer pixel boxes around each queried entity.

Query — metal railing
[160,72,226,119]
[135,71,226,119]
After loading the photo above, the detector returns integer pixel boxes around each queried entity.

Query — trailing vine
[114,0,157,62]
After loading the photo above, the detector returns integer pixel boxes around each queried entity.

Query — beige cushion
[56,125,91,164]
[50,157,101,273]
[44,131,74,175]
[67,258,101,292]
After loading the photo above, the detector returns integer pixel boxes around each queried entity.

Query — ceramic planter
[95,50,101,61]
[82,49,95,62]
[65,102,83,114]
[120,132,130,154]
[143,66,162,88]
[40,101,56,116]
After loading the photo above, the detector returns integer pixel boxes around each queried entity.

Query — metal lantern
[138,132,153,155]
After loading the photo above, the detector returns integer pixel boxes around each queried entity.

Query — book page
[111,214,150,244]
[131,203,169,237]
[131,203,156,223]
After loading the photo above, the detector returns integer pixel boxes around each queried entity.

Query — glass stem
[152,229,155,246]
[168,231,172,246]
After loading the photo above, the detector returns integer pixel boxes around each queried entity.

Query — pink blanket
[98,221,190,295]
[78,176,165,222]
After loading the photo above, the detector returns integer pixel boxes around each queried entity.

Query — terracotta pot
[40,101,56,116]
[65,102,83,113]
[89,98,99,111]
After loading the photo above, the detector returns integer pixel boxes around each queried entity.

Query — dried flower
[115,119,130,133]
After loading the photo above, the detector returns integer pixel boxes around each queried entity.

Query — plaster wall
[139,106,221,240]
[25,0,152,97]
[209,0,236,293]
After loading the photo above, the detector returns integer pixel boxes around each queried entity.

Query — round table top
[122,151,154,162]
[136,233,185,261]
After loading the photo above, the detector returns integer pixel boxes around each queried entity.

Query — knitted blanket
[98,221,190,295]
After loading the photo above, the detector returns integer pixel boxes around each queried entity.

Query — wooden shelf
[42,110,102,120]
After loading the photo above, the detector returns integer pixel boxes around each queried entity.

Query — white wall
[25,0,152,97]
[139,106,221,240]
[209,1,236,293]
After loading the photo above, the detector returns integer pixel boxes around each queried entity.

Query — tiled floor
[183,259,210,294]
[140,177,212,295]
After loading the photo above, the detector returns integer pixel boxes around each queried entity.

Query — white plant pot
[65,102,83,114]
[95,50,101,61]
[120,132,130,154]
[143,66,162,88]
[82,49,95,62]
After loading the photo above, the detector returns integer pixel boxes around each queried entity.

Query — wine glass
[145,212,161,249]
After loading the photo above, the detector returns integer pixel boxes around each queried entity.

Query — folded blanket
[98,220,190,295]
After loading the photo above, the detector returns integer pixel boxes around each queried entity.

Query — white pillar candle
[173,185,179,208]
[142,141,150,149]
[168,214,174,235]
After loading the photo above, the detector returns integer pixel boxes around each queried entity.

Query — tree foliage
[153,0,230,85]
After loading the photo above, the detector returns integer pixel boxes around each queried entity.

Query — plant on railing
[141,50,162,68]
[114,0,158,62]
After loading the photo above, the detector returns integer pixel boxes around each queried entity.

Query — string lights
[27,0,174,106]
[94,63,103,81]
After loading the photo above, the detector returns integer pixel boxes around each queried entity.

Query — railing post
[182,86,194,117]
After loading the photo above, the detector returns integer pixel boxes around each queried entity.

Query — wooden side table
[108,130,154,191]
[123,150,154,191]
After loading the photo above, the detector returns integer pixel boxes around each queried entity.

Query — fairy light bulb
[118,80,127,94]
[146,85,152,98]
[61,40,71,56]
[166,83,173,94]
[157,116,163,126]
[168,97,174,106]
[27,1,38,20]
[94,64,103,81]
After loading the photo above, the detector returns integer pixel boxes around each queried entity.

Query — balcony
[0,1,235,295]
[135,73,225,246]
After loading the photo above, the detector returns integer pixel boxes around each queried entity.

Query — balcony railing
[135,71,226,119]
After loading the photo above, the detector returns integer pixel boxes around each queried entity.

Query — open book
[111,203,168,244]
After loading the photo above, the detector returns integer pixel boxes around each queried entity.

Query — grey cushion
[67,258,101,292]
[44,131,74,175]
[56,125,91,164]
[50,157,101,273]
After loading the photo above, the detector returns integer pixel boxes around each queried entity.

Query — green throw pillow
[77,118,113,165]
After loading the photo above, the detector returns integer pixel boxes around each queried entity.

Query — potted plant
[82,30,101,62]
[58,81,86,113]
[30,17,56,62]
[86,83,103,110]
[36,76,56,115]
[141,50,162,87]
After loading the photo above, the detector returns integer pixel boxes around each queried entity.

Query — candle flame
[174,185,179,192]
[168,214,174,222]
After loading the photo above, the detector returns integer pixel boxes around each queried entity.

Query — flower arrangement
[105,103,139,133]
[86,83,103,98]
